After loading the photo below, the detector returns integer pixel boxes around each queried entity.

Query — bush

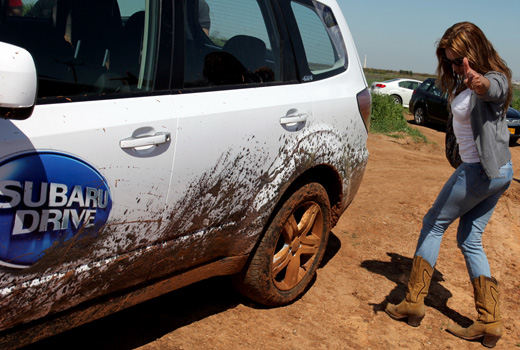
[370,94,427,142]
[512,98,520,111]
[371,94,408,133]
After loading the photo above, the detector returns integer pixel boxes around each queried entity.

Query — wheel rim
[271,201,323,291]
[414,108,424,124]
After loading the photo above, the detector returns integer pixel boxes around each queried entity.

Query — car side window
[183,0,281,88]
[419,80,433,91]
[0,0,159,101]
[399,81,415,89]
[430,85,442,97]
[290,0,347,80]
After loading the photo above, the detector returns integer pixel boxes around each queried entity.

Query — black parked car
[507,107,520,145]
[409,78,520,145]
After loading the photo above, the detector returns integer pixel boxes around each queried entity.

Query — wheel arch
[413,101,429,121]
[415,100,428,115]
[263,164,342,236]
[390,94,403,105]
[241,163,342,263]
[296,165,343,226]
[233,176,335,306]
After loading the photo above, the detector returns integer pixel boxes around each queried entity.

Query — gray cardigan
[469,71,511,179]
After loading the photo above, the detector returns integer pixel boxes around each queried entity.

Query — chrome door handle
[120,132,171,149]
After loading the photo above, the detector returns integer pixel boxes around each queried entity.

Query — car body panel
[506,106,520,144]
[0,95,178,331]
[370,78,422,107]
[151,85,315,278]
[408,78,449,124]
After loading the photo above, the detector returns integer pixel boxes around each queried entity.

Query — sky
[337,0,520,81]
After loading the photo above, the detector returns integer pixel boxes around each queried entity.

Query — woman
[385,22,513,348]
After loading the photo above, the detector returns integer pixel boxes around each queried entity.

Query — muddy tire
[235,182,331,306]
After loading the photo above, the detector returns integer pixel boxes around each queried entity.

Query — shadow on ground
[407,118,447,133]
[21,232,341,350]
[361,252,473,327]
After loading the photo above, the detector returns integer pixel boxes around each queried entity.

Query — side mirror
[0,41,37,120]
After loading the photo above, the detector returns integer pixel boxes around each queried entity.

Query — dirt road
[25,114,520,350]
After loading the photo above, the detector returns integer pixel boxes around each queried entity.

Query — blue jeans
[415,161,513,280]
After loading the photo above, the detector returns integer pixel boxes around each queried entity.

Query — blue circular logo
[0,152,112,268]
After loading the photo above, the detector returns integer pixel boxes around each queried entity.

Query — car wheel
[414,106,427,125]
[391,94,402,105]
[234,182,331,306]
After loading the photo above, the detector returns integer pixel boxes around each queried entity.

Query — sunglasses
[443,57,464,66]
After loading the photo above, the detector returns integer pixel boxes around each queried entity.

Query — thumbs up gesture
[463,58,489,95]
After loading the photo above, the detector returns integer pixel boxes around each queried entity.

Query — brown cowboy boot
[385,255,434,326]
[446,276,502,348]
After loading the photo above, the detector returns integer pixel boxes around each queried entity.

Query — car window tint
[19,0,54,18]
[398,81,415,89]
[430,86,442,97]
[290,0,347,78]
[183,0,281,88]
[419,81,433,91]
[0,0,158,100]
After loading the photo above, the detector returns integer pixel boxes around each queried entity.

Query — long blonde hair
[435,22,512,109]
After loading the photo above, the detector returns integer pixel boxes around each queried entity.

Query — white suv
[0,0,370,346]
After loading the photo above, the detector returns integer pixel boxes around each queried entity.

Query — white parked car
[0,0,370,347]
[370,78,422,107]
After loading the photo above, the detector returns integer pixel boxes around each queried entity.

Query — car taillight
[357,88,371,132]
[375,83,386,88]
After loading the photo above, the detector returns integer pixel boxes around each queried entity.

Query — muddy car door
[146,0,315,278]
[148,0,356,280]
[0,0,177,330]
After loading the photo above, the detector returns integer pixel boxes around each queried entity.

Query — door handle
[280,112,307,125]
[120,132,171,149]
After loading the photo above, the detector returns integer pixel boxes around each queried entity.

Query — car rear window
[419,80,434,91]
[290,0,347,80]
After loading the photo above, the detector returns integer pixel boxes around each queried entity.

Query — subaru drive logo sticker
[0,152,112,269]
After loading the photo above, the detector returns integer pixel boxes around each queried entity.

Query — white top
[452,88,480,163]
